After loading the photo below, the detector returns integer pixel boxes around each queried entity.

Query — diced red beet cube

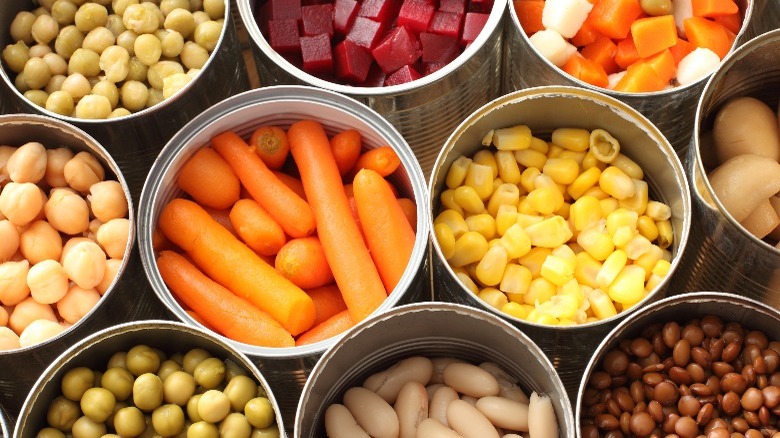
[267,0,302,22]
[439,0,466,15]
[468,0,494,13]
[423,62,448,75]
[420,32,459,64]
[346,16,386,49]
[300,33,333,74]
[398,0,436,34]
[371,26,422,74]
[333,0,359,34]
[461,12,489,46]
[301,4,333,36]
[384,64,422,86]
[334,39,373,82]
[358,0,400,25]
[268,19,301,54]
[428,11,463,38]
[362,63,387,87]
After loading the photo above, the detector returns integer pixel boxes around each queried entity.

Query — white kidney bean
[713,96,780,163]
[446,399,500,438]
[460,395,478,407]
[479,362,516,383]
[475,396,529,431]
[528,392,558,438]
[324,404,370,438]
[362,368,389,392]
[416,418,462,438]
[429,385,458,427]
[425,383,445,402]
[497,376,530,404]
[371,356,433,404]
[501,434,524,438]
[741,198,780,240]
[430,357,464,384]
[343,387,399,438]
[395,381,428,438]
[442,362,500,398]
[708,154,780,222]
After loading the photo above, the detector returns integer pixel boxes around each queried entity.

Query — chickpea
[108,108,131,118]
[45,147,74,188]
[0,260,31,307]
[61,72,92,100]
[112,0,140,16]
[160,0,191,15]
[3,41,31,74]
[82,26,115,54]
[64,151,105,193]
[193,20,221,52]
[203,0,225,19]
[75,3,109,33]
[147,59,183,89]
[45,74,66,93]
[0,326,22,350]
[31,14,59,45]
[0,220,20,262]
[67,48,101,77]
[57,284,101,324]
[89,81,119,109]
[15,72,32,94]
[71,415,107,438]
[0,145,15,175]
[162,71,191,99]
[45,188,90,234]
[51,0,79,26]
[28,43,54,58]
[163,8,195,38]
[159,29,184,58]
[62,240,106,290]
[27,259,69,304]
[126,56,148,81]
[94,257,120,295]
[9,295,57,335]
[105,14,126,37]
[10,11,37,44]
[134,33,162,66]
[192,10,210,28]
[145,87,164,108]
[0,182,44,227]
[179,40,207,69]
[22,57,52,90]
[94,218,129,259]
[19,318,65,348]
[61,236,92,259]
[20,220,63,265]
[75,94,112,119]
[100,45,131,83]
[116,29,138,55]
[0,305,9,326]
[120,80,149,111]
[45,90,75,116]
[24,90,49,107]
[123,3,160,34]
[7,141,47,183]
[43,52,68,76]
[54,25,85,59]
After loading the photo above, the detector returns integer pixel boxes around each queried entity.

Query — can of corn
[503,0,756,158]
[236,0,506,179]
[137,85,430,431]
[429,85,692,400]
[295,301,575,437]
[677,29,780,301]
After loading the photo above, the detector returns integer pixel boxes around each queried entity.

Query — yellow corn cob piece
[465,213,496,240]
[434,209,469,237]
[567,166,602,200]
[434,222,456,260]
[600,166,636,200]
[589,128,620,163]
[449,231,489,268]
[570,195,603,231]
[446,155,472,189]
[525,216,573,248]
[495,150,522,184]
[608,265,646,305]
[476,245,509,286]
[597,249,628,289]
[552,128,591,152]
[493,124,533,151]
[478,287,509,310]
[500,223,532,259]
[453,185,486,214]
[543,157,580,185]
[587,288,617,320]
[500,263,533,295]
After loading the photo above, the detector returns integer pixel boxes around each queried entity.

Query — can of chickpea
[0,0,250,202]
[137,85,431,431]
[429,85,692,400]
[677,29,780,301]
[577,291,780,436]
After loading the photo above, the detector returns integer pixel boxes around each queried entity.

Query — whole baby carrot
[305,284,348,327]
[177,147,241,210]
[353,168,416,292]
[272,170,307,201]
[350,145,401,177]
[275,237,334,289]
[249,125,289,170]
[229,198,287,257]
[211,131,316,238]
[330,129,362,176]
[158,198,316,335]
[295,310,354,346]
[157,250,295,347]
[288,120,387,322]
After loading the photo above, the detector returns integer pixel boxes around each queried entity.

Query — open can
[429,85,692,399]
[1,404,10,438]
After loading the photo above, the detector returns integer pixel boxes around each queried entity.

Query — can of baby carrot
[295,302,575,437]
[675,29,780,301]
[428,85,692,401]
[137,85,430,431]
[504,0,757,158]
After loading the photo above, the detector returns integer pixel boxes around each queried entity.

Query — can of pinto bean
[429,85,692,400]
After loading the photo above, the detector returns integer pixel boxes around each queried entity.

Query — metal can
[576,291,780,434]
[504,0,756,157]
[235,0,506,179]
[137,85,430,430]
[295,301,575,437]
[679,29,780,302]
[429,85,692,400]
[1,404,9,438]
[751,0,780,36]
[13,320,286,437]
[0,0,250,202]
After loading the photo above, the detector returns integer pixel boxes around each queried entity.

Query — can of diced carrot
[236,0,506,179]
[295,301,575,437]
[504,0,757,159]
[137,85,431,431]
[428,85,692,400]
[675,29,780,302]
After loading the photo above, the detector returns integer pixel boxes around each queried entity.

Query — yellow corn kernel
[633,243,662,275]
[518,247,552,277]
[465,162,495,201]
[583,186,611,200]
[569,242,584,253]
[533,173,557,189]
[656,220,673,249]
[434,222,456,260]
[465,213,496,240]
[446,156,472,189]
[599,198,619,216]
[589,128,620,163]
[582,150,607,171]
[612,226,633,248]
[540,254,575,286]
[476,245,509,286]
[556,202,571,220]
[567,166,602,200]
[662,249,672,262]
[453,185,485,214]
[500,223,532,259]
[587,289,617,320]
[495,150,522,184]
[516,214,544,229]
[492,124,532,150]
[464,263,478,280]
[472,149,499,179]
[517,197,536,215]
[577,225,615,261]
[637,215,659,241]
[570,195,603,231]
[543,157,580,185]
[500,263,533,295]
[552,128,591,152]
[597,249,628,289]
[525,216,573,248]
[486,183,521,217]
[619,179,648,215]
[523,277,556,305]
[652,259,671,277]
[612,153,644,180]
[608,265,646,305]
[455,271,479,294]
[606,208,639,236]
[520,167,541,193]
[646,201,672,221]
[559,278,584,306]
[514,149,547,170]
[502,302,529,320]
[479,287,509,310]
[449,231,489,268]
[493,177,504,194]
[599,166,636,200]
[482,129,495,146]
[552,244,577,265]
[528,136,549,154]
[440,189,464,216]
[622,234,653,260]
[538,293,578,320]
[527,186,564,216]
[575,251,602,289]
[434,209,469,237]
[559,319,577,326]
[496,204,519,236]
[546,145,564,160]
[558,150,587,166]
[645,274,664,292]
[529,311,560,326]
[488,238,503,248]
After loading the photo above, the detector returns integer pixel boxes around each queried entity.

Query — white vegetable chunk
[677,47,720,85]
[673,0,694,37]
[529,29,577,67]
[542,0,594,38]
[607,71,627,90]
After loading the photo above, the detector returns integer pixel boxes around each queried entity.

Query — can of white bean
[676,29,780,301]
[429,85,692,401]
[295,302,575,437]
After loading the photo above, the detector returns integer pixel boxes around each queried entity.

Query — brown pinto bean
[603,350,630,376]
[696,403,713,426]
[662,412,680,434]
[700,315,724,338]
[763,386,780,408]
[678,395,701,417]
[722,391,741,416]
[596,413,620,430]
[653,381,679,406]
[643,363,665,373]
[759,406,771,425]
[631,338,654,358]
[687,363,706,383]
[648,400,664,423]
[744,410,761,428]
[644,373,664,386]
[722,342,743,363]
[581,424,600,438]
[709,339,725,361]
[631,380,645,404]
[606,398,622,417]
[615,389,635,412]
[669,367,692,386]
[752,355,768,374]
[675,415,699,438]
[692,347,712,369]
[744,344,763,364]
[764,349,780,374]
[682,325,704,347]
[746,331,769,349]
[742,387,764,411]
[663,322,681,349]
[743,364,758,387]
[712,361,735,378]
[707,427,730,438]
[586,403,606,419]
[629,411,655,436]
[732,416,749,433]
[674,339,692,367]
[722,373,748,394]
[627,362,643,380]
[653,332,668,356]
[591,371,612,390]
[690,383,712,396]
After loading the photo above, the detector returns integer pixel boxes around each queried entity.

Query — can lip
[236,0,506,95]
[428,84,693,330]
[0,405,8,438]
[574,290,780,422]
[137,84,430,358]
[0,113,136,355]
[692,28,780,255]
